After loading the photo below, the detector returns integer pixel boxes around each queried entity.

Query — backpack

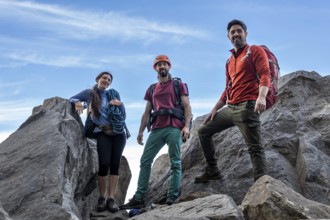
[106,89,131,138]
[245,45,280,109]
[84,89,131,139]
[147,77,190,132]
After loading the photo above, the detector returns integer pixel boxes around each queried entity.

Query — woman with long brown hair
[69,71,129,213]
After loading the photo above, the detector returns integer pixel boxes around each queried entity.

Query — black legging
[96,132,126,176]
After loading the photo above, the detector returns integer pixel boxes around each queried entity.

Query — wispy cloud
[0,0,211,69]
[0,99,37,122]
[0,0,209,42]
[4,52,154,69]
[0,79,37,87]
[0,99,36,143]
[0,77,42,98]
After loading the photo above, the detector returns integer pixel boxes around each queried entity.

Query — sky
[0,0,329,202]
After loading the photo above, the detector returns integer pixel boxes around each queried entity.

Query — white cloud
[0,99,39,144]
[0,0,211,69]
[3,51,155,69]
[7,52,96,68]
[0,100,37,122]
[0,79,37,87]
[0,0,209,42]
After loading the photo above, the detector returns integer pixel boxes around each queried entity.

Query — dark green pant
[198,101,266,180]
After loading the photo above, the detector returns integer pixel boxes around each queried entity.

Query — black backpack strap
[147,78,187,132]
[147,83,156,132]
[172,78,181,106]
[148,83,156,110]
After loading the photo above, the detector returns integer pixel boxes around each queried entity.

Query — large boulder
[146,71,330,207]
[0,97,131,220]
[130,194,245,220]
[241,175,330,219]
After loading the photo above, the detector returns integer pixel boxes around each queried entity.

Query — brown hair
[91,71,113,118]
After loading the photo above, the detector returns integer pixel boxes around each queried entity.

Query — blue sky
[1,0,329,200]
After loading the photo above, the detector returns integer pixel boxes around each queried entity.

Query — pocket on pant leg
[246,109,260,128]
[246,100,256,110]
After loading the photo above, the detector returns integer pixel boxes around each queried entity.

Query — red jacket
[220,44,270,104]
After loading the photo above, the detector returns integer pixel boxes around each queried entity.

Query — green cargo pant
[134,127,182,200]
[198,100,266,180]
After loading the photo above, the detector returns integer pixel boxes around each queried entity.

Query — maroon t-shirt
[144,79,188,131]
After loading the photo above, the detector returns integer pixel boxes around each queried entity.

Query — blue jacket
[69,88,130,138]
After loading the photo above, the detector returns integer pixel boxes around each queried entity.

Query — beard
[231,37,245,48]
[158,68,169,78]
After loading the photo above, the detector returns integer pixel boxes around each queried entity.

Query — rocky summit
[0,71,330,220]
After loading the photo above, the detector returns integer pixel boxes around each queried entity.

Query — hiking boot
[96,197,107,212]
[166,196,177,205]
[107,198,119,213]
[166,191,181,205]
[119,196,145,210]
[194,167,222,183]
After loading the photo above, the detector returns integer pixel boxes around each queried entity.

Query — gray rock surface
[146,71,330,207]
[241,175,330,220]
[0,202,12,220]
[130,194,244,220]
[0,97,131,220]
[1,71,330,220]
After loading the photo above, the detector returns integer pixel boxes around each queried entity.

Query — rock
[1,71,329,220]
[145,71,330,207]
[240,175,330,219]
[89,210,129,220]
[0,202,12,220]
[0,97,131,220]
[130,194,244,220]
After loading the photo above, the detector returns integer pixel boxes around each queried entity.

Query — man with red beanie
[120,55,192,209]
[194,19,270,184]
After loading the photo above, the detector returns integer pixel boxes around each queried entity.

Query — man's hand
[255,86,268,112]
[204,108,218,124]
[137,133,144,145]
[254,97,266,112]
[75,101,84,115]
[181,126,190,143]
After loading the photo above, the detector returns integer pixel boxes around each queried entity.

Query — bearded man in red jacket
[195,19,270,183]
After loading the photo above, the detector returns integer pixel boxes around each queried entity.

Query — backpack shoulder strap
[148,83,157,111]
[172,78,181,106]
